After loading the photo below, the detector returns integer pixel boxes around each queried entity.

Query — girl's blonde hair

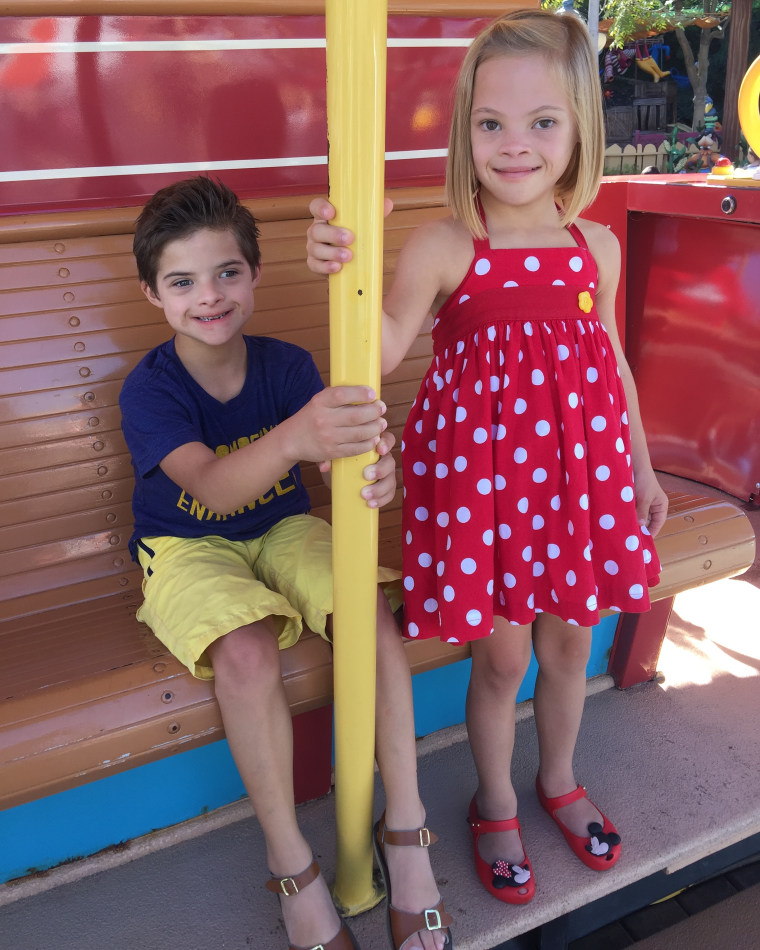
[445,8,605,237]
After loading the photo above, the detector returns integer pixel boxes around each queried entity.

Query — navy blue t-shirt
[120,335,324,560]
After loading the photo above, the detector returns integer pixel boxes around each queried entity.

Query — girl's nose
[498,131,530,155]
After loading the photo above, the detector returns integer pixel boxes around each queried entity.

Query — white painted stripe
[0,150,447,183]
[0,38,471,55]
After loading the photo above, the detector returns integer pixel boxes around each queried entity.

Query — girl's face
[470,53,578,211]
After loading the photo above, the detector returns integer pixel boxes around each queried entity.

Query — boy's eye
[220,269,239,279]
[172,278,192,288]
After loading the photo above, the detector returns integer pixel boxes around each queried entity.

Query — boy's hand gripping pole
[326,0,388,916]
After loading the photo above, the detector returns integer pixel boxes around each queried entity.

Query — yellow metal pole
[325,0,388,916]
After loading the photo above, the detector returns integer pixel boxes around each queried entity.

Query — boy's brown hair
[133,176,262,294]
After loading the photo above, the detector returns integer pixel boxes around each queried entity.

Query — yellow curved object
[738,54,760,159]
[636,56,662,82]
[325,0,388,916]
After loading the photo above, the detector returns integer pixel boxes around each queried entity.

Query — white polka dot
[586,367,599,383]
[461,558,477,575]
[455,406,467,422]
[499,523,512,539]
[427,440,436,452]
[536,420,550,436]
[557,344,570,360]
[455,455,468,472]
[522,546,532,561]
[496,424,507,441]
[584,544,592,560]
[486,579,494,595]
[424,598,438,613]
[533,562,545,577]
[524,323,534,337]
[503,572,516,588]
[616,438,625,453]
[514,447,528,464]
[586,594,598,610]
[436,463,448,478]
[418,553,432,568]
[514,398,527,415]
[625,535,640,551]
[574,443,585,459]
[596,465,610,481]
[483,529,494,545]
[604,560,619,575]
[415,420,423,433]
[415,507,429,521]
[551,495,561,511]
[446,636,460,644]
[456,341,465,355]
[548,543,561,559]
[474,379,483,396]
[568,519,575,535]
[436,511,449,527]
[405,530,412,544]
[591,415,607,432]
[643,549,652,564]
[621,486,634,502]
[403,576,414,591]
[533,514,545,530]
[551,589,559,603]
[517,497,529,514]
[474,258,491,275]
[443,585,455,602]
[566,570,577,586]
[477,478,492,495]
[489,376,500,392]
[466,609,482,626]
[487,326,497,341]
[533,468,547,483]
[629,584,644,600]
[437,561,445,576]
[473,428,488,444]
[568,392,579,408]
[459,294,470,304]
[407,622,419,637]
[456,507,471,523]
[532,369,545,386]
[599,514,615,530]
[524,255,540,272]
[622,411,629,425]
[413,461,426,476]
[569,255,583,272]
[503,280,518,287]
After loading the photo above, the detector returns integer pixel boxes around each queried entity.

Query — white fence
[603,141,699,175]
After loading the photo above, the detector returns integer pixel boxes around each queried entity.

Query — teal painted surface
[0,740,246,885]
[411,613,617,738]
[1,615,617,884]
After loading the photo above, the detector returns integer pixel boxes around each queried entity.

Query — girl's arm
[306,198,453,375]
[583,221,669,538]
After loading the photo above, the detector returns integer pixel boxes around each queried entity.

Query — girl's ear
[140,281,163,309]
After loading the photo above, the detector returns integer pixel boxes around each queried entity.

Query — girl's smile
[470,53,578,211]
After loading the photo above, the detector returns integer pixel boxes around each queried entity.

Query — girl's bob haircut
[446,8,605,238]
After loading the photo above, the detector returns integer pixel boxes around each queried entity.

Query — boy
[120,178,451,950]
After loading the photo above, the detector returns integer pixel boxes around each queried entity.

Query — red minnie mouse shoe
[467,797,535,904]
[535,778,622,871]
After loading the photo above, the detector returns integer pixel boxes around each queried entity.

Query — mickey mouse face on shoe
[585,822,622,859]
[491,860,532,888]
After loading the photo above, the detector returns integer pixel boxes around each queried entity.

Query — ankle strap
[378,818,438,849]
[265,857,320,896]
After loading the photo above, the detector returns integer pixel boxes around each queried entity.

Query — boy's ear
[140,280,163,309]
[251,264,262,288]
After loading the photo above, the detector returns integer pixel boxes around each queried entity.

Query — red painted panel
[626,181,760,501]
[0,14,490,214]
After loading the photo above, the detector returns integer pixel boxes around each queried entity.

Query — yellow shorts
[136,514,401,679]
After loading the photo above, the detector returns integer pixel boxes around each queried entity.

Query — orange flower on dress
[578,291,593,313]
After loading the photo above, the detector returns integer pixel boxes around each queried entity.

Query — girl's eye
[535,118,556,130]
[480,119,500,132]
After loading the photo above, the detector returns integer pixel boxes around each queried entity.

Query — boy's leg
[208,621,342,948]
[465,618,533,868]
[532,614,604,835]
[373,593,448,950]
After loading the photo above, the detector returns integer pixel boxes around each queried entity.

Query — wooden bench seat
[0,189,755,814]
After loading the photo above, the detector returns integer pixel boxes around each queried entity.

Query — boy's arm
[318,428,398,509]
[160,385,387,515]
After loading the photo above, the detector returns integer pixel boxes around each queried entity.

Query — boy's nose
[197,279,224,304]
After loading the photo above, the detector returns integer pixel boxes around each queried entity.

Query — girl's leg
[465,618,533,867]
[374,592,448,950]
[532,613,605,835]
[208,621,341,949]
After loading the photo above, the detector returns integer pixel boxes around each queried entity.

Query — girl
[307,9,667,905]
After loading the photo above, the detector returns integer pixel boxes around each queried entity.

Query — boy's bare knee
[209,621,281,692]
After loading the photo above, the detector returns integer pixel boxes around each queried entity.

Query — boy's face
[141,228,260,347]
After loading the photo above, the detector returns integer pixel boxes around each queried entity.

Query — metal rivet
[703,559,712,570]
[113,556,124,567]
[88,416,99,427]
[153,663,166,673]
[106,512,117,523]
[93,440,104,452]
[118,576,129,587]
[97,465,108,476]
[69,316,80,327]
[684,515,694,523]
[109,534,120,546]
[101,489,113,500]
[58,267,70,278]
[84,391,95,401]
[54,243,66,253]
[79,367,91,377]
[167,722,181,734]
[74,341,86,353]
[162,691,174,704]
[698,534,708,545]
[63,292,75,302]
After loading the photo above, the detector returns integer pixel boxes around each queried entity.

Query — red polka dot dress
[400,222,661,643]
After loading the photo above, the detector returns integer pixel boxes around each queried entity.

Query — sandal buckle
[278,876,299,896]
[425,909,442,931]
[418,827,432,847]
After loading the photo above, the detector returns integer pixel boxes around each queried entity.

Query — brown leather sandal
[373,813,454,950]
[265,857,360,950]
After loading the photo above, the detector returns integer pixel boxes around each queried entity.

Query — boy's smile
[142,227,260,351]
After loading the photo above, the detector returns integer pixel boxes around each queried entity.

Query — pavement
[1,475,758,950]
